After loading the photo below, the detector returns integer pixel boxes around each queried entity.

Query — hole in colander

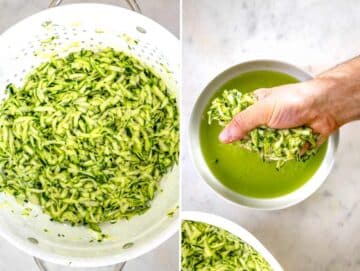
[27,237,39,245]
[122,242,134,249]
[136,26,147,34]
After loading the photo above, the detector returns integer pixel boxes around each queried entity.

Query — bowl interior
[189,60,339,209]
[0,4,179,267]
[182,211,284,271]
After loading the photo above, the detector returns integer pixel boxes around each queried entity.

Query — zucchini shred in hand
[0,48,179,229]
[208,89,319,169]
[181,220,273,271]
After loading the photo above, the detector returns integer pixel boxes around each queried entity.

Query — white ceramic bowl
[182,211,283,271]
[189,60,339,210]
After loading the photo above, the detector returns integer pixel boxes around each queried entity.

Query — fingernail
[219,129,231,143]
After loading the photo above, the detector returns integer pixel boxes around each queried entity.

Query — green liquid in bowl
[200,70,327,198]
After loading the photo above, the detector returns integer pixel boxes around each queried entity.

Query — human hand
[219,73,360,145]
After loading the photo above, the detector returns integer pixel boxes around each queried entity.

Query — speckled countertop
[0,1,179,270]
[182,1,360,270]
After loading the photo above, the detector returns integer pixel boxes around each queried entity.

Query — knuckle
[253,88,269,100]
[232,113,245,129]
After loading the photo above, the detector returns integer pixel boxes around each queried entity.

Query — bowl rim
[181,211,284,271]
[188,59,339,210]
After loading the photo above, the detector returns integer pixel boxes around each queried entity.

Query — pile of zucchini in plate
[182,220,273,271]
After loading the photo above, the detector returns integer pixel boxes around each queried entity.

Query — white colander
[0,3,179,268]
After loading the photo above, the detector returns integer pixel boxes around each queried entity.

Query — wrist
[312,73,360,126]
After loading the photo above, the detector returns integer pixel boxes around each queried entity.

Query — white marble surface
[0,0,179,270]
[182,1,360,270]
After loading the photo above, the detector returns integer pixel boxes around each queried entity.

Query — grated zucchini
[0,48,179,228]
[181,220,273,271]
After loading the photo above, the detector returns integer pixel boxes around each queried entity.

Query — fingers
[219,101,270,143]
[300,142,310,155]
[218,88,274,144]
[309,118,336,146]
[316,134,328,147]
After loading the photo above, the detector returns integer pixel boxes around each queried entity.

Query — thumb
[219,101,271,143]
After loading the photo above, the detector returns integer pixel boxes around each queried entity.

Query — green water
[200,70,327,198]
